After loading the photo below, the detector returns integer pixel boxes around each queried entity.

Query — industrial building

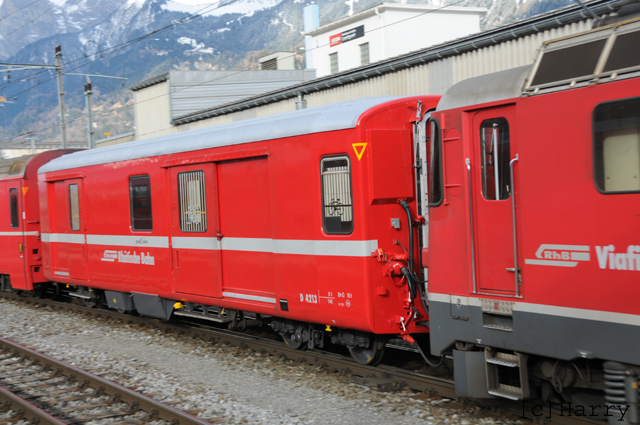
[130,0,623,141]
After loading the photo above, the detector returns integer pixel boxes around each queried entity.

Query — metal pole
[28,137,35,153]
[84,78,94,149]
[54,45,68,148]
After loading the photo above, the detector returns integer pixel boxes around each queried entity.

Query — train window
[177,170,207,232]
[428,119,443,207]
[69,184,80,231]
[129,175,153,231]
[593,98,640,193]
[480,118,511,200]
[321,156,353,234]
[9,188,18,228]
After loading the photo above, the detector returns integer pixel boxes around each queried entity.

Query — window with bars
[178,170,207,232]
[69,184,80,231]
[321,156,353,234]
[129,175,153,231]
[330,52,338,74]
[9,188,18,229]
[360,43,370,66]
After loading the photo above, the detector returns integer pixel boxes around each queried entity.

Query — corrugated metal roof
[169,70,316,118]
[130,72,169,92]
[39,96,400,174]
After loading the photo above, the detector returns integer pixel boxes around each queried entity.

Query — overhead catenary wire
[2,0,476,146]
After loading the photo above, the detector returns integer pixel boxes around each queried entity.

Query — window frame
[360,42,370,66]
[428,118,444,207]
[9,188,19,229]
[592,96,640,195]
[479,117,511,201]
[320,155,354,235]
[177,170,208,233]
[129,175,153,231]
[69,184,81,231]
[329,52,339,74]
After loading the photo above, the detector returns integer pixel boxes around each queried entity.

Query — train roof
[39,96,401,174]
[436,66,531,111]
[0,154,37,179]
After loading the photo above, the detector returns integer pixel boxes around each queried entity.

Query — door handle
[19,243,23,254]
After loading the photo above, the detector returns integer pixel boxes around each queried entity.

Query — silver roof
[437,66,531,111]
[39,96,399,174]
[0,154,35,179]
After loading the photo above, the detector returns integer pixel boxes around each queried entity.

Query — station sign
[330,25,365,47]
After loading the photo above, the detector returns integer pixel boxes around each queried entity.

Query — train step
[485,348,529,400]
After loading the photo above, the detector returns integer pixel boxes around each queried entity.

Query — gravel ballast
[0,298,522,425]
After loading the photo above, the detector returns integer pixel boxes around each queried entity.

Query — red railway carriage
[0,150,78,292]
[426,19,640,406]
[37,96,440,363]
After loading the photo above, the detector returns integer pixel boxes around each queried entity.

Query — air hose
[413,340,446,368]
[398,200,429,314]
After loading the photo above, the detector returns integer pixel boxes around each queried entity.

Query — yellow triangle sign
[352,143,367,161]
[22,187,29,196]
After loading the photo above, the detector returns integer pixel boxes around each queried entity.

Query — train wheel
[282,333,304,350]
[349,335,387,366]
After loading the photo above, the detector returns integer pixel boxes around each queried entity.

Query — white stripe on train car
[86,235,170,248]
[0,231,39,236]
[42,234,377,257]
[222,292,277,304]
[40,233,85,244]
[171,236,377,257]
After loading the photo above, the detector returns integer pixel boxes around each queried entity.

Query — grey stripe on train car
[428,297,640,365]
[38,96,400,174]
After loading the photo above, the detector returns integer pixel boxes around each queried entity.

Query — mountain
[0,0,574,147]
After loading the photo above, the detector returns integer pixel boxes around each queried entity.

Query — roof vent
[525,18,640,93]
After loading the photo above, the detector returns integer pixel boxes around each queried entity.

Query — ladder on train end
[485,348,530,400]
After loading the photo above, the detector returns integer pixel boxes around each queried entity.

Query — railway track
[0,335,215,425]
[0,293,603,425]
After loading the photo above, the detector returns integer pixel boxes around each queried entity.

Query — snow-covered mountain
[0,0,573,141]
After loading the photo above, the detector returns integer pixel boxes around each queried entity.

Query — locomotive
[1,15,639,418]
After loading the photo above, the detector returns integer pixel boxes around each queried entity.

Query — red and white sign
[330,33,342,47]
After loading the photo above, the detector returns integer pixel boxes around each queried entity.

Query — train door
[217,157,275,300]
[169,163,222,298]
[4,181,27,289]
[471,107,521,295]
[52,179,87,280]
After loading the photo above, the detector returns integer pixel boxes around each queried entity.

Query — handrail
[509,154,520,296]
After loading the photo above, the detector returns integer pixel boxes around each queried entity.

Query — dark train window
[603,31,640,73]
[480,118,511,200]
[428,119,443,207]
[69,184,80,231]
[593,98,640,193]
[531,39,606,86]
[177,171,207,233]
[321,156,353,234]
[129,175,153,231]
[9,188,18,229]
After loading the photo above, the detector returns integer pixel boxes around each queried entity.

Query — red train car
[427,18,640,410]
[37,96,440,364]
[0,150,78,293]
